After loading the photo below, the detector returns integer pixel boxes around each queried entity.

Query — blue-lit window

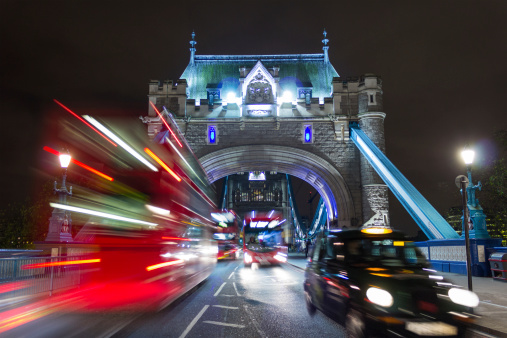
[304,125,312,143]
[208,125,217,144]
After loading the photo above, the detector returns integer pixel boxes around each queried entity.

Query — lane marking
[179,305,209,338]
[233,282,240,296]
[202,321,245,328]
[212,305,239,310]
[228,271,234,279]
[214,282,226,297]
[218,294,236,297]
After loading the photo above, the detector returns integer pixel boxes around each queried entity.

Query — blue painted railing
[349,123,459,240]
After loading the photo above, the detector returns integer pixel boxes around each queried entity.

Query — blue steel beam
[350,123,459,240]
[308,197,327,238]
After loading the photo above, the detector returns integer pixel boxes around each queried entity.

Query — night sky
[1,1,506,236]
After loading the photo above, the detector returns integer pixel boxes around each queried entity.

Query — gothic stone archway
[200,144,355,227]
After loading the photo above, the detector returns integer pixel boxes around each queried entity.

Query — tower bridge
[141,31,458,241]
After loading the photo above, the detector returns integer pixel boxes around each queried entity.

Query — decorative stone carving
[248,110,271,117]
[246,72,273,104]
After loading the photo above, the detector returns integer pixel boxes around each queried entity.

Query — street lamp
[460,146,474,291]
[45,150,73,242]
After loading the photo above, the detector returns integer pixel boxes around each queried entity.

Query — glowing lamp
[361,227,393,234]
[461,148,475,165]
[226,92,236,103]
[59,153,71,168]
[282,91,292,103]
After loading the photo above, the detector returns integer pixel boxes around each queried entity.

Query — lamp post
[45,151,73,242]
[460,146,474,291]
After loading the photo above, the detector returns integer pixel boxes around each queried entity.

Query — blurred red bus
[41,106,218,311]
[242,211,288,267]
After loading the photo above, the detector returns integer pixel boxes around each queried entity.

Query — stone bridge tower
[141,31,389,229]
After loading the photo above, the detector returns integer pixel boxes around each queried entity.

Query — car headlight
[366,287,394,307]
[448,288,479,308]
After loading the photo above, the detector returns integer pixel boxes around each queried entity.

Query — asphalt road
[113,260,346,338]
[0,259,498,337]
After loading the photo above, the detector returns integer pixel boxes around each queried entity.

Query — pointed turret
[189,31,197,65]
[322,29,329,63]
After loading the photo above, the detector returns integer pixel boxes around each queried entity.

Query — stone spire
[322,29,329,63]
[189,31,197,65]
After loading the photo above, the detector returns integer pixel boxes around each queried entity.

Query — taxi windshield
[331,238,428,267]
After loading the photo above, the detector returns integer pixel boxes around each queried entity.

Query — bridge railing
[0,256,85,299]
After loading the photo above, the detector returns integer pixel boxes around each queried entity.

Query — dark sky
[1,1,506,236]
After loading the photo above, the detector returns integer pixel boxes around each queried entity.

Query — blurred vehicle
[304,227,479,337]
[212,210,241,260]
[39,103,218,312]
[242,211,287,267]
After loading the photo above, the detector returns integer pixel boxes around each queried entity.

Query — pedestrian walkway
[286,252,507,337]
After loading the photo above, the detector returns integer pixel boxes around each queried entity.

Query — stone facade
[142,32,389,228]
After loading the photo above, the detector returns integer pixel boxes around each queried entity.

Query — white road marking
[214,282,226,297]
[179,305,209,338]
[218,294,236,297]
[202,321,245,328]
[481,300,507,309]
[233,282,240,296]
[212,305,239,309]
[228,271,234,279]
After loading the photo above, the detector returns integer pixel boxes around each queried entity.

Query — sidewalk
[287,252,507,337]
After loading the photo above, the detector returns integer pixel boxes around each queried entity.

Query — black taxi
[304,227,479,337]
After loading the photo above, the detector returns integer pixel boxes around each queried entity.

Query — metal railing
[0,256,85,299]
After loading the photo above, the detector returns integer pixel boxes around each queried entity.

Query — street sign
[455,175,469,189]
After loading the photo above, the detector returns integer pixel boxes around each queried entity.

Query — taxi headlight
[366,287,394,307]
[448,288,479,308]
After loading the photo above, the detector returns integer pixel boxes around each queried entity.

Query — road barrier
[0,256,84,298]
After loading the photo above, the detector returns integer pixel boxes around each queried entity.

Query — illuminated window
[303,124,313,143]
[207,125,217,144]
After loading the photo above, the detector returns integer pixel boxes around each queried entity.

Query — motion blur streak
[149,101,183,147]
[0,281,30,294]
[146,259,184,271]
[49,203,158,226]
[162,237,191,241]
[144,147,182,182]
[0,296,75,334]
[165,136,202,184]
[21,259,101,270]
[83,115,159,172]
[43,146,114,181]
[53,99,117,147]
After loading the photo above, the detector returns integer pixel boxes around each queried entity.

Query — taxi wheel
[345,308,366,338]
[305,290,316,316]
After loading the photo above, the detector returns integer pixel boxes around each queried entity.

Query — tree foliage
[477,130,507,244]
[0,181,53,249]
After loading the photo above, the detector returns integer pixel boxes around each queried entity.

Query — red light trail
[43,146,114,181]
[149,101,183,147]
[53,99,117,147]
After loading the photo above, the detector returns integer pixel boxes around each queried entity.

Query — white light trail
[83,115,158,172]
[50,203,157,226]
